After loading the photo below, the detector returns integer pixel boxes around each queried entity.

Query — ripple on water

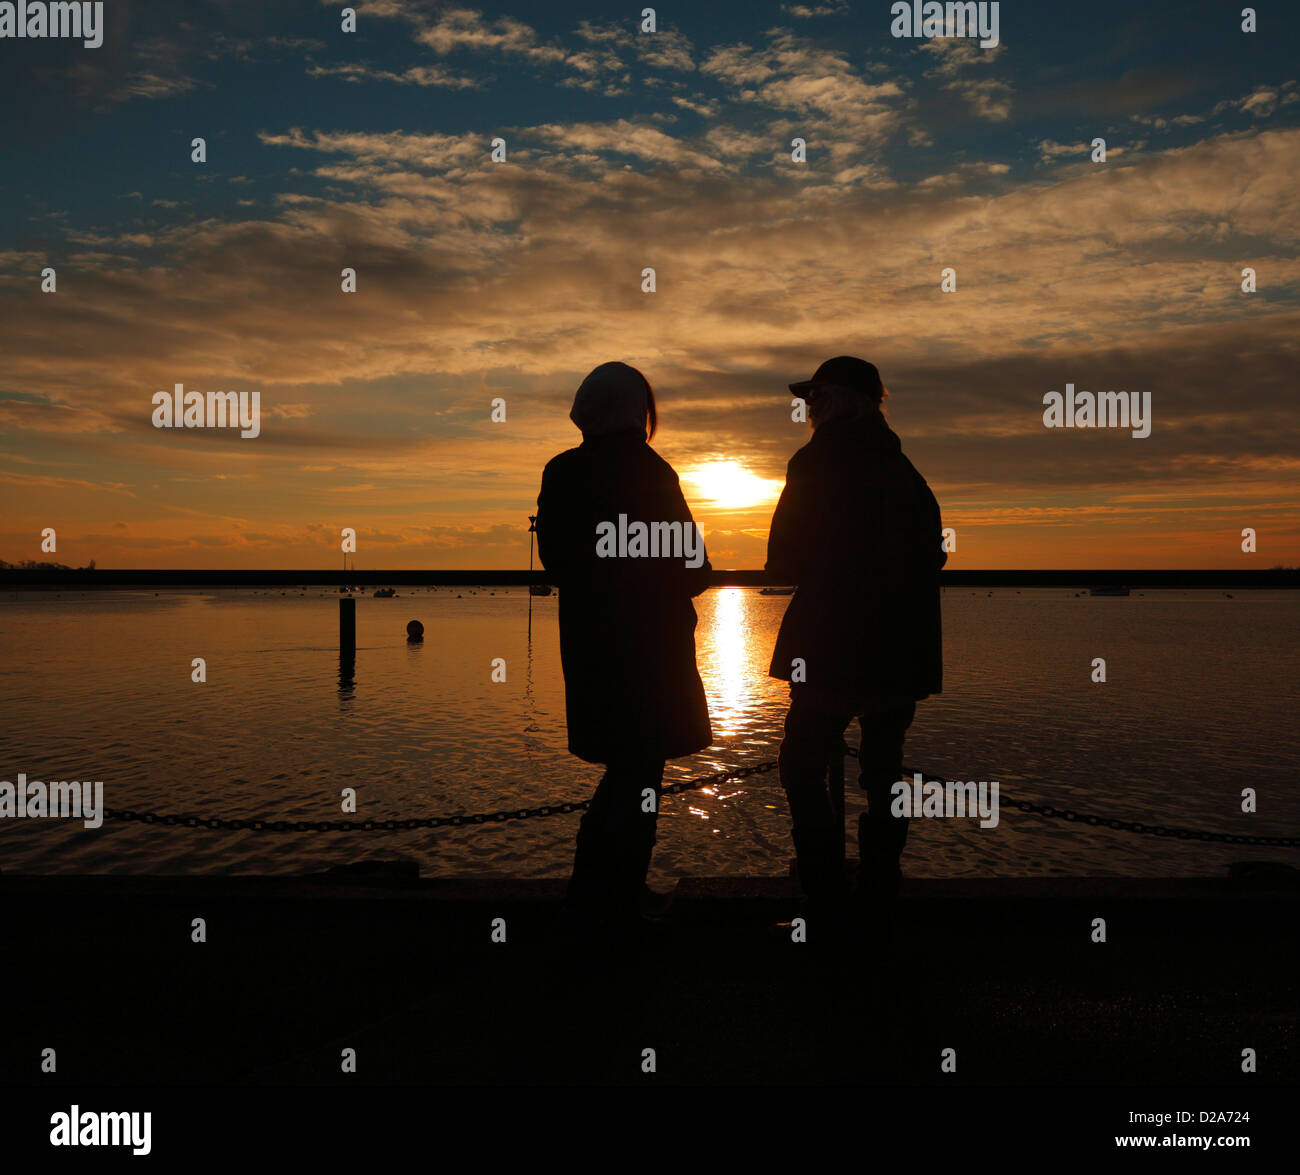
[0,588,1296,878]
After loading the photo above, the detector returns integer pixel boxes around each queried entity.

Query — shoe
[639,884,675,918]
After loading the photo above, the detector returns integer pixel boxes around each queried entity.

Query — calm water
[1,587,1296,879]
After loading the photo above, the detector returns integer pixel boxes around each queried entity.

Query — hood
[570,362,649,438]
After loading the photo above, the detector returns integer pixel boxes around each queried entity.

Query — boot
[857,810,906,900]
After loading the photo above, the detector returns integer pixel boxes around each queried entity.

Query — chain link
[101,749,1298,847]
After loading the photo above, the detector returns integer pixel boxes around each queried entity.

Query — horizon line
[2,569,1295,589]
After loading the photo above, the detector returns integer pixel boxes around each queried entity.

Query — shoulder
[541,446,585,481]
[642,443,682,484]
[785,432,823,476]
[899,451,932,489]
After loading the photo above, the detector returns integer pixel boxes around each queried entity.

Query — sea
[1,586,1296,880]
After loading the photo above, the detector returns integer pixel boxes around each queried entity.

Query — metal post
[527,514,537,641]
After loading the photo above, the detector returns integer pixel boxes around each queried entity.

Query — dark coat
[766,412,945,702]
[537,430,713,764]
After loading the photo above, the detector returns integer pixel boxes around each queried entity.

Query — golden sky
[1,2,1297,569]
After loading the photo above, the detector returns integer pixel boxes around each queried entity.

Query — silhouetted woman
[536,362,712,932]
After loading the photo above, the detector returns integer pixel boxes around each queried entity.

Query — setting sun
[681,461,783,511]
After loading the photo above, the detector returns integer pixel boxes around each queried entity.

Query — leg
[856,701,916,894]
[779,693,853,905]
[567,759,664,923]
[567,766,617,915]
[606,759,664,921]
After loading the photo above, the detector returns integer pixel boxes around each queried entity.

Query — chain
[101,800,593,832]
[101,760,780,833]
[101,750,1298,847]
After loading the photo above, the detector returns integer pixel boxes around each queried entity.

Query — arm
[669,476,712,598]
[908,461,947,572]
[765,450,832,582]
[536,460,582,582]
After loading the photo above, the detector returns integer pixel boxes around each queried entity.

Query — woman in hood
[536,361,713,932]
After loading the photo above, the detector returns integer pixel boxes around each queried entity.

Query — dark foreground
[1,868,1294,1086]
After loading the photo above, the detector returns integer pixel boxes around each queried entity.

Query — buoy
[406,620,424,643]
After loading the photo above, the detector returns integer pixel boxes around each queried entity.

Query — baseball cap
[789,356,885,401]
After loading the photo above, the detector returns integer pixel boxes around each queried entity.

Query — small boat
[373,587,396,598]
[759,586,795,596]
[1089,585,1130,597]
[529,584,553,597]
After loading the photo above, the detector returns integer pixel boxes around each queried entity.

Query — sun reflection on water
[699,586,756,739]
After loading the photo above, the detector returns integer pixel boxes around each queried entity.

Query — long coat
[766,412,945,703]
[537,430,713,764]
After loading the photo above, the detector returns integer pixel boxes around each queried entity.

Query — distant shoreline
[1,569,1295,590]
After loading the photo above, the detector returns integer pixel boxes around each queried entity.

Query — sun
[681,460,783,510]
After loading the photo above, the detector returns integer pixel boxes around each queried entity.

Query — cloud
[6,124,1297,413]
[259,126,485,170]
[918,37,1005,78]
[701,31,909,162]
[780,1,849,16]
[1038,139,1094,160]
[1226,83,1293,118]
[3,6,1298,568]
[672,94,721,118]
[919,37,1011,120]
[111,72,199,101]
[307,62,479,89]
[413,7,569,65]
[574,19,694,72]
[529,119,730,172]
[0,472,136,496]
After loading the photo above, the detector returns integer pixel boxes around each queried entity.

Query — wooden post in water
[340,596,356,657]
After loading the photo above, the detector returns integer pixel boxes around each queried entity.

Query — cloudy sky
[1,0,1296,569]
